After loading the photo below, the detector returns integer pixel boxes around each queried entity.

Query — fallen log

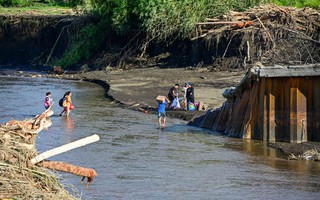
[32,104,54,129]
[195,21,243,25]
[41,161,98,188]
[30,134,100,165]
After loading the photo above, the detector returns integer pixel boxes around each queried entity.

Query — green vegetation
[0,0,84,7]
[55,18,111,67]
[273,0,319,8]
[1,0,318,67]
[58,0,319,68]
[0,5,72,15]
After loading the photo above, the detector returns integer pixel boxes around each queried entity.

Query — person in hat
[157,96,170,128]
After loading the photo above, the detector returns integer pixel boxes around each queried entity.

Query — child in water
[157,96,170,128]
[44,92,53,110]
[59,91,73,117]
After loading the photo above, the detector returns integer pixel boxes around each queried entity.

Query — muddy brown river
[0,75,319,200]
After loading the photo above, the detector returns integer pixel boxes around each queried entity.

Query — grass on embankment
[0,5,77,15]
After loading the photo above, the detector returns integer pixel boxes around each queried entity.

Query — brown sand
[63,67,245,120]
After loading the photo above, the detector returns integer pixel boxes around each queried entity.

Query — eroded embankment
[1,5,319,71]
[0,15,89,67]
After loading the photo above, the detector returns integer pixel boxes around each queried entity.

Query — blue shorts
[158,112,166,118]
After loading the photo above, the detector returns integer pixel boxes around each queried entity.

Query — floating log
[30,134,100,164]
[41,161,98,188]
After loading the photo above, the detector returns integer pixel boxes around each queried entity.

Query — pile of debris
[194,4,320,70]
[288,149,320,161]
[0,111,76,199]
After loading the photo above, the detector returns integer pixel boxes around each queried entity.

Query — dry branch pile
[0,116,76,199]
[195,4,320,70]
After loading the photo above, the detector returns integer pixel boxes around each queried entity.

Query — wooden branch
[205,17,220,22]
[45,24,71,66]
[256,17,275,45]
[195,21,243,25]
[283,28,320,45]
[222,36,233,58]
[190,29,215,41]
[30,134,100,164]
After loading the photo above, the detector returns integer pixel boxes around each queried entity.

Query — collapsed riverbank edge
[51,70,320,159]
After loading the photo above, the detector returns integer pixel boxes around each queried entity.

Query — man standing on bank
[186,83,195,110]
[167,84,179,107]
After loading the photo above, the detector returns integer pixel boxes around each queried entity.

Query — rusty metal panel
[253,78,266,140]
[312,78,320,141]
[242,81,260,139]
[200,109,219,129]
[267,88,276,143]
[189,71,320,143]
[228,90,250,137]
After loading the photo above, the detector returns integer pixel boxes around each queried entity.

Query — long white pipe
[31,134,100,165]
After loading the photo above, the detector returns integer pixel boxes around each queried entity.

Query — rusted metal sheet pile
[189,64,320,143]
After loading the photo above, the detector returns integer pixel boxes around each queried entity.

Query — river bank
[1,67,320,158]
[49,67,320,159]
[2,69,320,200]
[0,67,245,120]
[71,67,245,121]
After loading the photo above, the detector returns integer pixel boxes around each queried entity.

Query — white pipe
[31,134,100,165]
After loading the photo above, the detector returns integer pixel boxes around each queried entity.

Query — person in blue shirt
[158,96,170,128]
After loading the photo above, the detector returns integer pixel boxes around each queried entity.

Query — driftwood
[193,4,320,66]
[32,103,54,129]
[40,161,98,188]
[195,21,244,25]
[30,134,100,164]
[6,108,53,134]
[0,114,73,199]
[45,24,72,66]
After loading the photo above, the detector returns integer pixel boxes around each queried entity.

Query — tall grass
[0,0,84,7]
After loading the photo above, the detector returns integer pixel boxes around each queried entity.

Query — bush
[0,0,31,7]
[58,0,319,67]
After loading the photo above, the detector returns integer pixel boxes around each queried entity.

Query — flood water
[0,75,320,200]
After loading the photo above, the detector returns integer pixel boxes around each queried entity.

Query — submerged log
[41,161,98,188]
[30,134,100,164]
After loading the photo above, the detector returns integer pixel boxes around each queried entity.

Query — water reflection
[61,117,75,134]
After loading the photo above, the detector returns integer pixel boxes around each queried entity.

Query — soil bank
[54,67,245,121]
